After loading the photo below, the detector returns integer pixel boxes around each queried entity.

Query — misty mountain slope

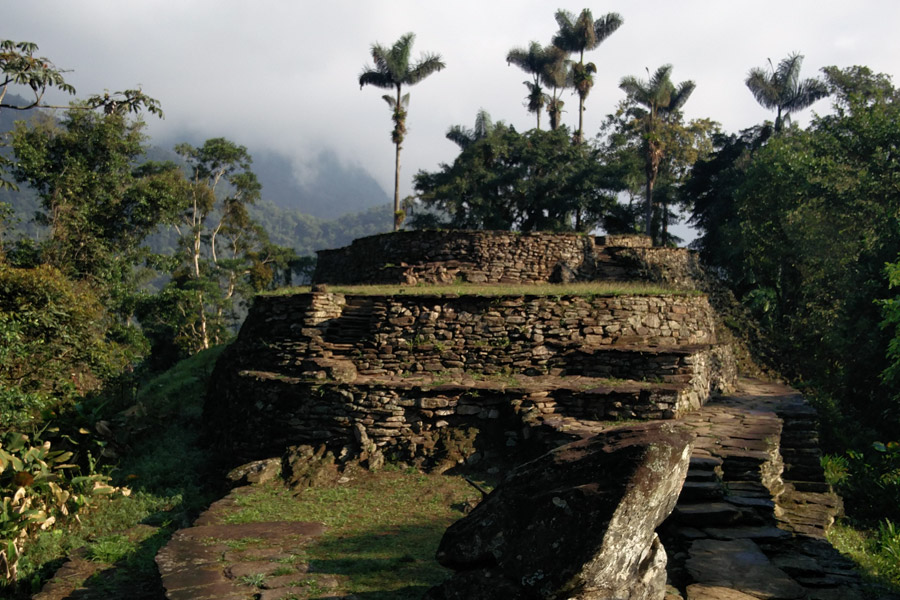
[250,148,390,219]
[249,200,391,256]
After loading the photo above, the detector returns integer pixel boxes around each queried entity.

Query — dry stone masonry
[205,287,735,467]
[192,230,886,600]
[313,230,705,288]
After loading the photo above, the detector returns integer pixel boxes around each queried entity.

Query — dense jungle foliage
[2,17,900,594]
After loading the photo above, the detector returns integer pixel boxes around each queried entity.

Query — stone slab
[686,539,805,599]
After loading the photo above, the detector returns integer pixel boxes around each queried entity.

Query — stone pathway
[660,379,882,600]
[154,487,331,600]
[46,377,890,600]
[534,378,894,599]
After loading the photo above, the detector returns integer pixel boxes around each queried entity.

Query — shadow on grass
[312,586,433,600]
[300,521,455,600]
[31,526,172,600]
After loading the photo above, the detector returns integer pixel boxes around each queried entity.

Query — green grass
[223,471,485,598]
[10,346,226,598]
[828,519,900,592]
[265,281,696,298]
[238,572,267,588]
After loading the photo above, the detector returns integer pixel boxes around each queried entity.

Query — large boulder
[425,423,694,600]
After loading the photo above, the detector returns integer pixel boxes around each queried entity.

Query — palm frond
[618,75,646,102]
[775,52,804,94]
[667,80,696,113]
[406,54,446,85]
[387,32,416,78]
[745,67,780,109]
[648,65,674,94]
[506,41,546,77]
[788,78,830,112]
[593,13,624,45]
[473,109,493,138]
[359,68,394,90]
[445,124,471,149]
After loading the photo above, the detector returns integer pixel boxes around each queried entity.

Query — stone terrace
[313,230,704,289]
[148,379,891,600]
[189,230,887,600]
[204,288,736,466]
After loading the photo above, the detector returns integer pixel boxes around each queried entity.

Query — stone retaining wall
[244,291,719,379]
[204,373,695,467]
[206,289,736,464]
[313,230,702,288]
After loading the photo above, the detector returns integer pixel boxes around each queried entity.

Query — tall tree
[359,33,445,231]
[159,138,267,352]
[619,64,695,240]
[506,42,553,129]
[541,46,570,131]
[446,109,498,150]
[11,108,177,304]
[745,52,829,132]
[552,9,623,143]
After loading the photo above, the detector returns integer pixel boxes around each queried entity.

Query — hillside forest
[2,8,900,594]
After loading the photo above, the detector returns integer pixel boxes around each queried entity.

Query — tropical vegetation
[2,7,900,595]
[359,32,446,230]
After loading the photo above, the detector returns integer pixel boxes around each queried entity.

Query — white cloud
[6,1,900,202]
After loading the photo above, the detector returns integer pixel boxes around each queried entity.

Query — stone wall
[313,230,702,288]
[206,289,736,464]
[204,372,696,468]
[240,291,720,377]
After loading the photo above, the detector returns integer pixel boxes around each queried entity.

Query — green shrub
[834,441,900,523]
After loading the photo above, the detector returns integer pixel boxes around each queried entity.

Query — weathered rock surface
[424,422,694,600]
[156,503,325,600]
[685,539,805,599]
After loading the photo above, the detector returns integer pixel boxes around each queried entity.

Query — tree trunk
[577,95,584,144]
[393,140,401,231]
[576,50,585,144]
[392,85,402,231]
[198,291,209,351]
[662,198,669,246]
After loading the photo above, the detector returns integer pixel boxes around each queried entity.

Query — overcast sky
[6,1,900,210]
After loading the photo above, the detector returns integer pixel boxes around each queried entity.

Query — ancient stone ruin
[196,230,878,600]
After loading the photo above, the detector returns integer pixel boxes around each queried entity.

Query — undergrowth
[6,346,226,598]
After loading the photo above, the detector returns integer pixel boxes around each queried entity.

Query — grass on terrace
[265,281,698,298]
[220,470,487,599]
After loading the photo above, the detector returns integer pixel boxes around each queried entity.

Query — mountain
[153,131,391,220]
[2,97,392,257]
[250,148,390,219]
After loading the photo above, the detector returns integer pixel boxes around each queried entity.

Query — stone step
[679,481,725,502]
[685,468,718,482]
[700,525,792,542]
[724,481,772,498]
[685,539,807,600]
[672,502,744,527]
[690,456,724,470]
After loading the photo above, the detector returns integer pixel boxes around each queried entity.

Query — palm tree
[553,9,623,143]
[541,45,569,131]
[506,42,552,129]
[446,109,497,150]
[619,64,695,240]
[359,33,445,230]
[746,52,829,132]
